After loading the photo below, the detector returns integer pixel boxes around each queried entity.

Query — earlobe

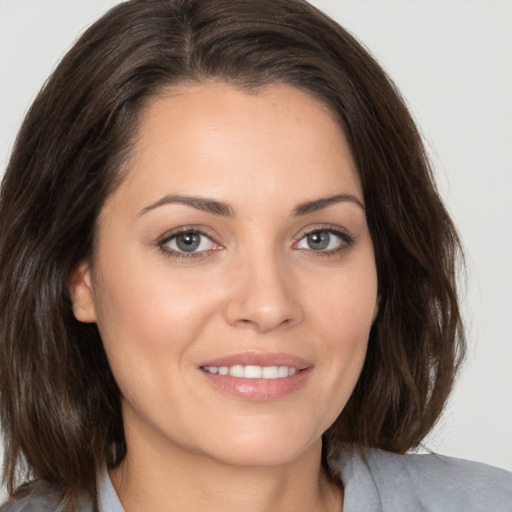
[68,260,97,323]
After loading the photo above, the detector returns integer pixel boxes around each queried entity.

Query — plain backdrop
[1,0,511,500]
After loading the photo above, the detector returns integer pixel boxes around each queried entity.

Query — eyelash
[157,227,221,261]
[156,225,355,261]
[294,225,355,257]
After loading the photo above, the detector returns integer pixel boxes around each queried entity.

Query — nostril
[235,318,254,328]
[235,316,293,331]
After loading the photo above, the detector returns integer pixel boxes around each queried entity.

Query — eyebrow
[138,194,235,217]
[292,193,365,216]
[138,192,364,218]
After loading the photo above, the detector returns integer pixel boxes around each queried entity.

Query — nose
[223,250,303,333]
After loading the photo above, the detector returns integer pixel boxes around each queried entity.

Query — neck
[110,434,342,512]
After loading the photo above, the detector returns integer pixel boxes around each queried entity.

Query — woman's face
[71,82,378,468]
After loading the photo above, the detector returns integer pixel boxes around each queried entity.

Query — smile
[202,365,298,379]
[199,353,312,401]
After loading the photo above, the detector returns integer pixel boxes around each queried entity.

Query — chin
[195,423,323,468]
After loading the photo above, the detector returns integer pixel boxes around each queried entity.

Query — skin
[70,82,379,512]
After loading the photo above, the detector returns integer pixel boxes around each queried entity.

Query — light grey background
[1,0,511,500]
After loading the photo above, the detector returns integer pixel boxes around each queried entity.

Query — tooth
[277,366,289,378]
[244,365,262,378]
[262,366,278,379]
[229,365,244,377]
[204,364,299,378]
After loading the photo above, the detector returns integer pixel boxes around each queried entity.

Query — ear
[68,260,97,323]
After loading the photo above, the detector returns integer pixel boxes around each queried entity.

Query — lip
[198,351,311,369]
[198,351,313,401]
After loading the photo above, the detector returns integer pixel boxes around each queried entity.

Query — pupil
[176,233,200,252]
[308,231,329,250]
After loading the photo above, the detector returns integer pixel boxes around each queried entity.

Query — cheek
[305,252,377,403]
[91,260,221,416]
[93,251,216,343]
[308,252,378,340]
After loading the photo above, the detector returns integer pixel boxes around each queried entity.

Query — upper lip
[198,351,312,370]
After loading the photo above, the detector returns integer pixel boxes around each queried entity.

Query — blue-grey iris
[307,231,330,250]
[176,232,201,252]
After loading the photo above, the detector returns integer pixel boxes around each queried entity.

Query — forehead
[107,81,362,217]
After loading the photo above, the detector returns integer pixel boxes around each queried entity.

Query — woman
[0,0,510,511]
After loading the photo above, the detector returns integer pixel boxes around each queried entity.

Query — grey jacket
[2,446,511,511]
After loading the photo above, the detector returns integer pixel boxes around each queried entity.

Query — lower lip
[200,368,313,401]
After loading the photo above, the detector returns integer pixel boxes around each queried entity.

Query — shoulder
[0,480,91,512]
[370,449,512,510]
[0,480,62,512]
[331,444,512,512]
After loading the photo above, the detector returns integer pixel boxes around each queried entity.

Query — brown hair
[0,0,465,508]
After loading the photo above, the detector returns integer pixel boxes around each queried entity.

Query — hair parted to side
[0,0,465,508]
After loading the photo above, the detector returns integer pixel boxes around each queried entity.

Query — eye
[158,229,220,258]
[294,228,353,253]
